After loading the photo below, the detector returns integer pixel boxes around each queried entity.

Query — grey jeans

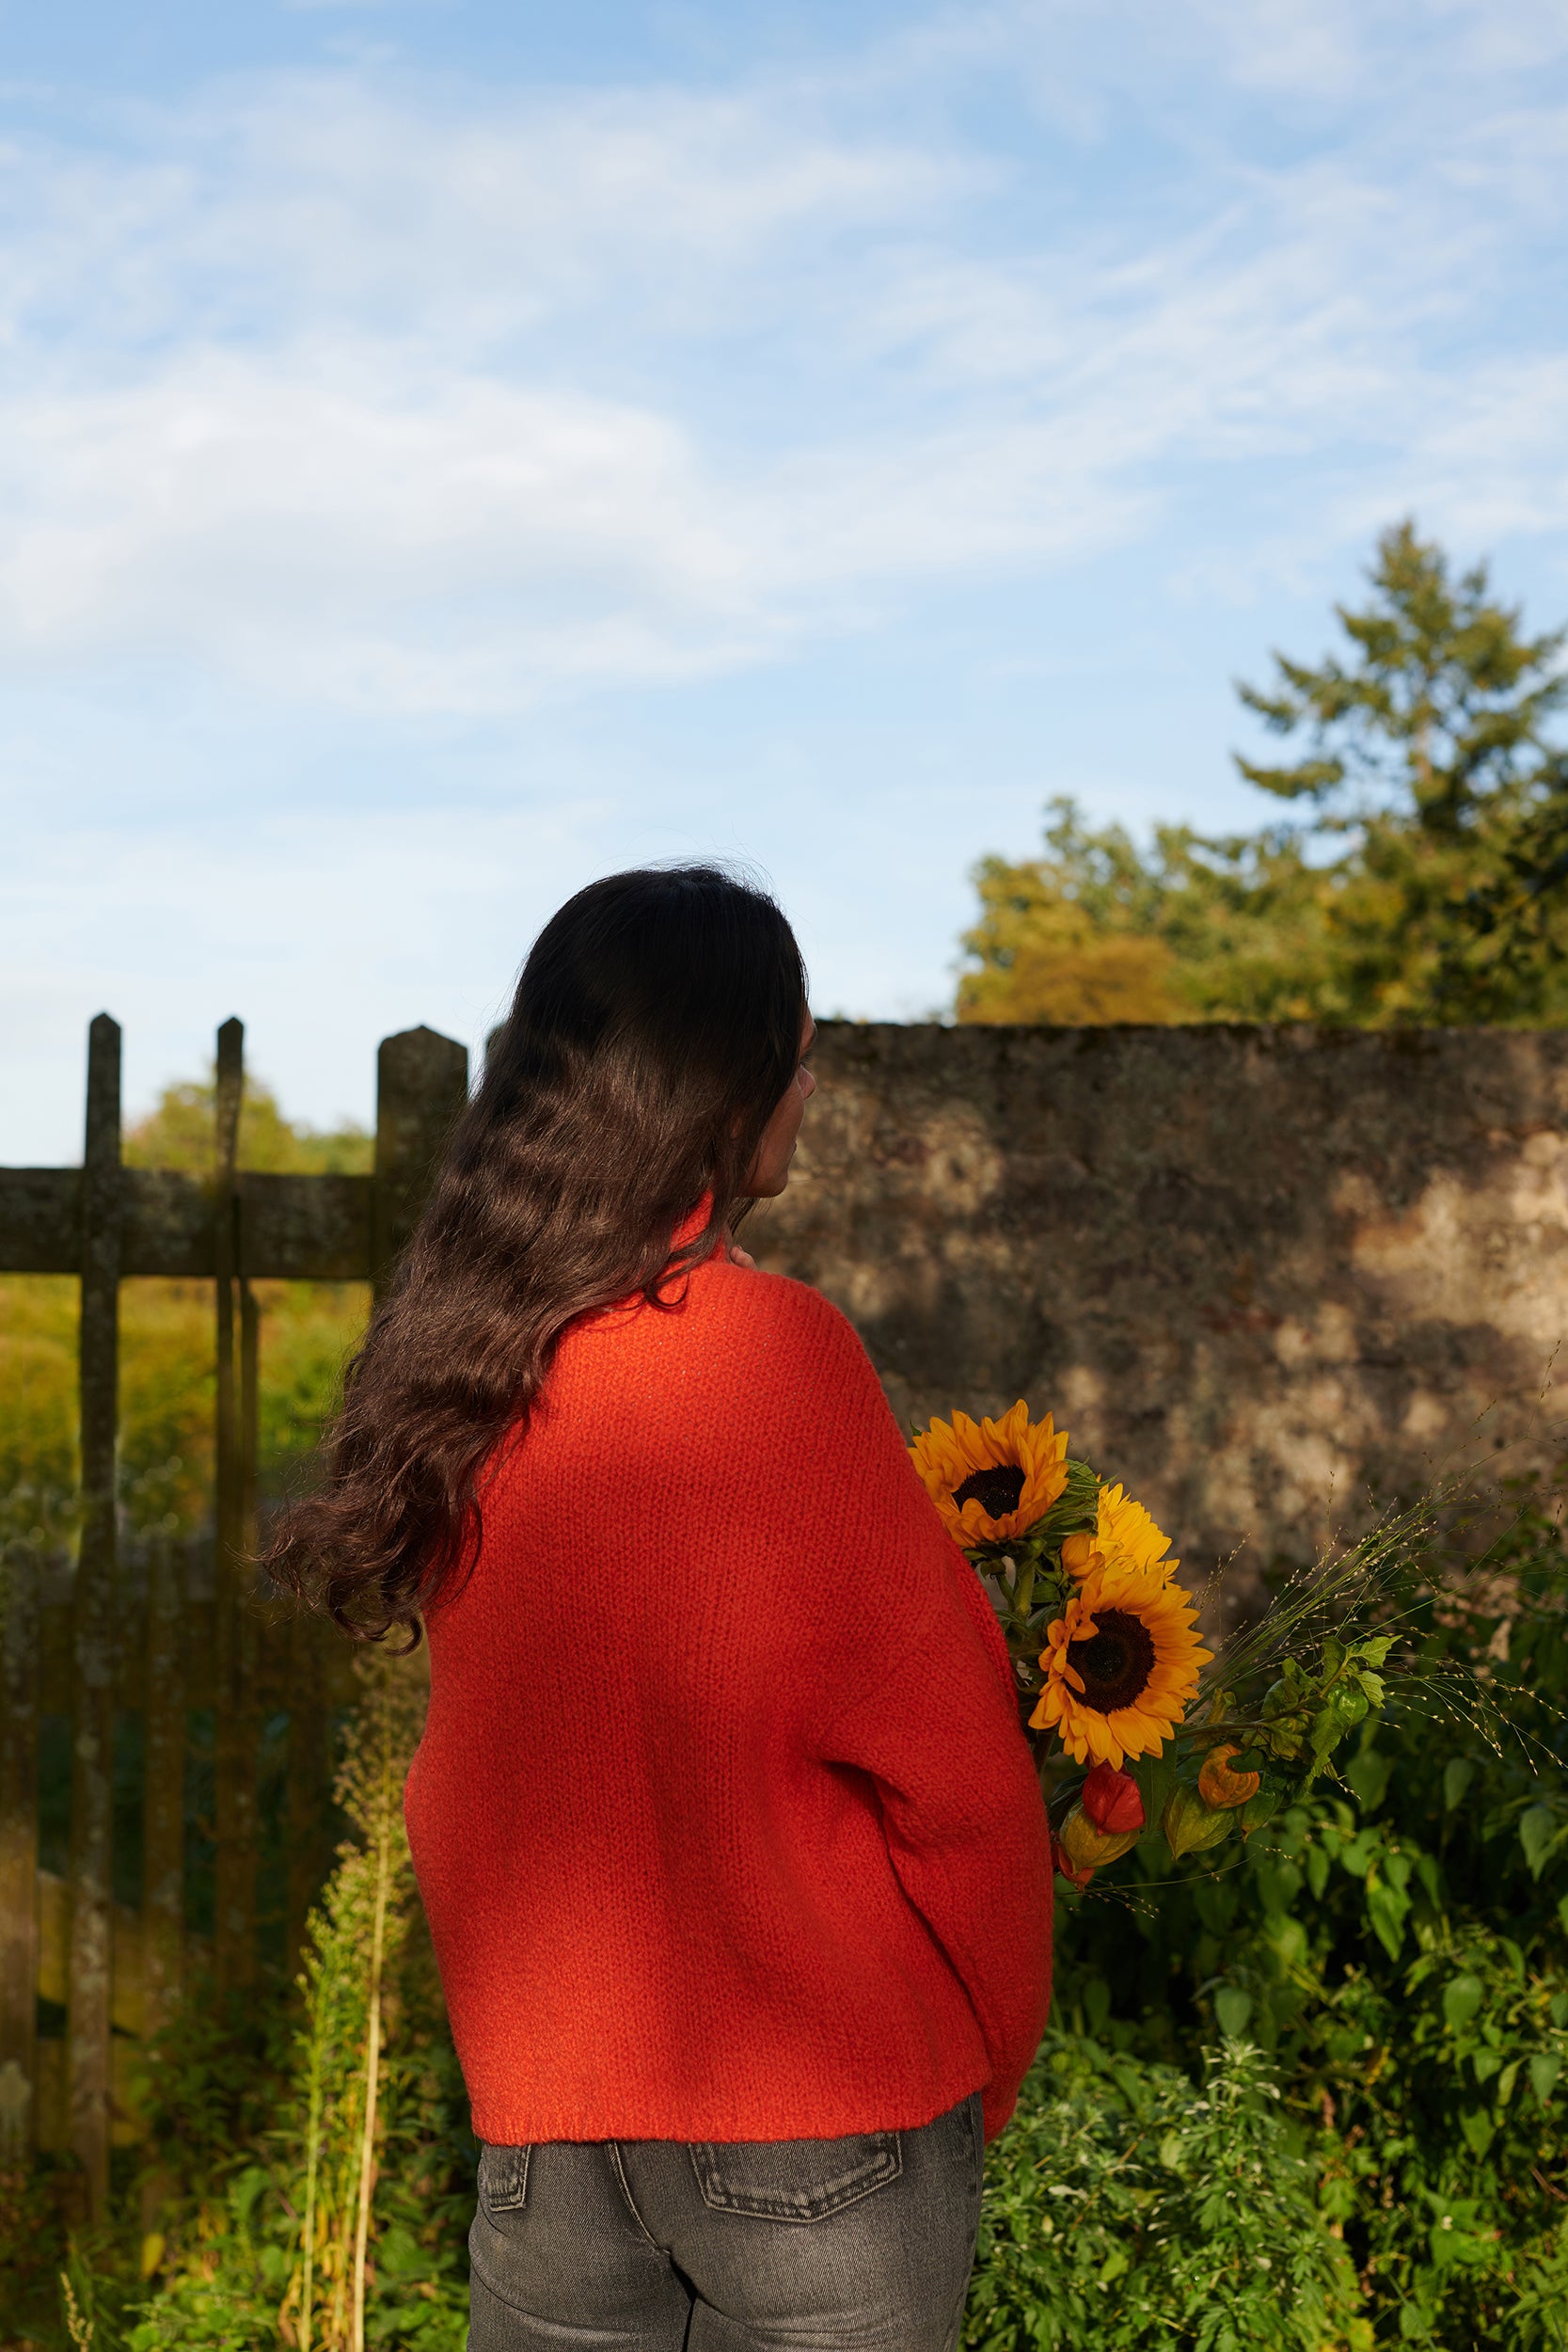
[467,2091,984,2350]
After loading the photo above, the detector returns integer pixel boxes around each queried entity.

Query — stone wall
[752,1022,1568,1597]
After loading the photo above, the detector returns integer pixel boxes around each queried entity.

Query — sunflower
[1060,1481,1177,1585]
[1029,1556,1212,1769]
[910,1401,1069,1548]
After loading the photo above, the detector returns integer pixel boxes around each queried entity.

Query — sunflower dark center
[1067,1610,1157,1712]
[952,1464,1026,1519]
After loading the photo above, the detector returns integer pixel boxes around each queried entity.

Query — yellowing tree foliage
[958,522,1568,1027]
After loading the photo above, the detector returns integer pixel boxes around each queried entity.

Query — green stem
[298,1967,324,2352]
[351,1719,396,2352]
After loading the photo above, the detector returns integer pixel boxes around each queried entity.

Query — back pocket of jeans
[477,2143,531,2214]
[689,2129,901,2224]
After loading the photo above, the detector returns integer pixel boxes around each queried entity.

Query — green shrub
[1049,1482,1568,2347]
[967,2034,1367,2351]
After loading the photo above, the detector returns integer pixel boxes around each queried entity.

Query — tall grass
[122,1646,448,2352]
[285,1652,427,2352]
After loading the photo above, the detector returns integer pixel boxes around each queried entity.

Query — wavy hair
[267,866,808,1643]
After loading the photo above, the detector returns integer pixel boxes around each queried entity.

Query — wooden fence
[0,1014,469,2216]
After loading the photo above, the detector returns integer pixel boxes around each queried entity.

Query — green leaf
[1240,1786,1283,1836]
[1471,2047,1501,2085]
[1530,2053,1561,2105]
[1458,2105,1495,2157]
[1308,1688,1369,1773]
[1162,1784,1235,1861]
[1443,1757,1476,1810]
[1519,1803,1558,1879]
[1343,1746,1392,1814]
[1266,1913,1307,1971]
[1366,1878,1411,1962]
[1338,1831,1377,1876]
[1032,1459,1101,1545]
[1213,1986,1253,2040]
[1443,1975,1485,2032]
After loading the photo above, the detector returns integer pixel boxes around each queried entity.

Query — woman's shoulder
[690,1258,896,1422]
[703,1255,866,1356]
[556,1255,882,1427]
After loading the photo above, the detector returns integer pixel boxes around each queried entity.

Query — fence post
[213,1017,260,1990]
[240,1282,261,1563]
[70,1010,121,2217]
[372,1027,469,1298]
[0,1549,40,2160]
[142,1541,184,2036]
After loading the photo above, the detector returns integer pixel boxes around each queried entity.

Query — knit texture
[404,1253,1053,2148]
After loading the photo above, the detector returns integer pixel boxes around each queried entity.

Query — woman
[273,866,1053,2351]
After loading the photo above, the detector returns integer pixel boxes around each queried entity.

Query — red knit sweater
[404,1251,1053,2148]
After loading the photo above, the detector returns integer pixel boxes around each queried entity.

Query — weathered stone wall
[752,1023,1568,1594]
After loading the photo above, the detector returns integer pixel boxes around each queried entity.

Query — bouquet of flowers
[911,1402,1396,1888]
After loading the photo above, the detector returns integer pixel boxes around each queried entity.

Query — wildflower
[1198,1743,1261,1811]
[1030,1560,1212,1769]
[1162,1783,1236,1860]
[1051,1830,1097,1889]
[910,1401,1069,1547]
[1081,1761,1145,1836]
[1057,1802,1141,1874]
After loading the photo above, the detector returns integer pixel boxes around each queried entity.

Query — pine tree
[1234,518,1568,1022]
[1236,518,1566,841]
[957,522,1568,1027]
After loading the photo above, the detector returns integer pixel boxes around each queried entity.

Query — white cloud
[0,16,1562,716]
[0,350,776,707]
[1402,356,1568,543]
[1185,0,1368,98]
[0,78,949,357]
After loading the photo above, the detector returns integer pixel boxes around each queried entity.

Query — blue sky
[4,0,1568,1157]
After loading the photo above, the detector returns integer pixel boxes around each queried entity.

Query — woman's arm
[814,1551,1053,2142]
[757,1278,1053,2140]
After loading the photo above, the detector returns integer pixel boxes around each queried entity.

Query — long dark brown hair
[267,865,808,1644]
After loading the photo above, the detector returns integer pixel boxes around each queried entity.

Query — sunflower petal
[1034,1552,1209,1769]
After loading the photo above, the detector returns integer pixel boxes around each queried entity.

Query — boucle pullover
[404,1250,1053,2148]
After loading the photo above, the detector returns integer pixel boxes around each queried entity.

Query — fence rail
[0,1013,469,2216]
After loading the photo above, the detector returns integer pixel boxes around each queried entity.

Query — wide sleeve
[778,1284,1054,2142]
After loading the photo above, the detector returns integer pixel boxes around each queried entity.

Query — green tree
[958,799,1335,1026]
[125,1078,371,1176]
[1237,518,1568,1023]
[958,521,1568,1027]
[958,801,1184,1024]
[1237,519,1566,837]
